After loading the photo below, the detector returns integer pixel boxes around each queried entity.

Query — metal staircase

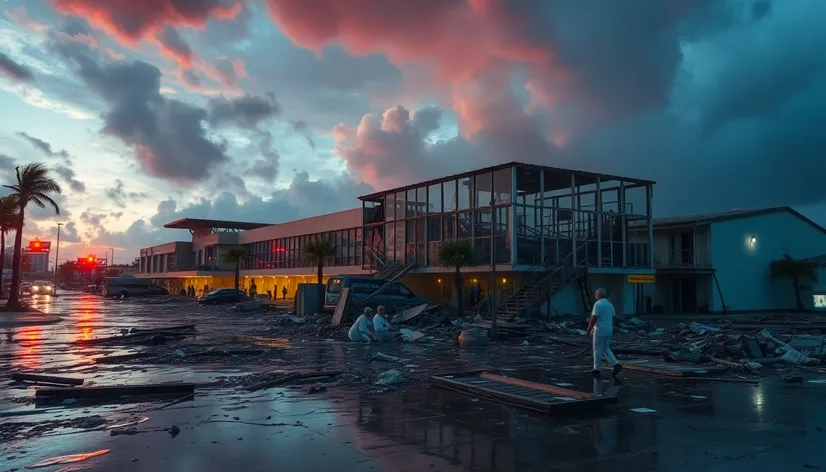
[478,240,587,321]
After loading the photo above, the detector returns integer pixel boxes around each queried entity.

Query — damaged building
[137,162,655,317]
[136,163,825,316]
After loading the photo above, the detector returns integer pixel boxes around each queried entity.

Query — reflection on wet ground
[2,293,826,471]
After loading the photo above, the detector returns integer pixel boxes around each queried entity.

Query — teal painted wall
[710,211,826,311]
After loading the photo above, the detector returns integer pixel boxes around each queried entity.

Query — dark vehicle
[323,276,427,312]
[197,289,249,305]
[102,277,167,297]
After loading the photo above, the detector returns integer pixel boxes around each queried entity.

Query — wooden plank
[35,383,195,400]
[622,360,725,377]
[480,373,594,400]
[331,288,350,327]
[430,375,617,414]
[131,324,196,333]
[247,370,343,391]
[11,373,84,386]
[391,303,429,324]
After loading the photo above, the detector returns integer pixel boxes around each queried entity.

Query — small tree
[0,196,19,297]
[771,253,818,310]
[304,237,336,311]
[221,246,247,290]
[4,164,61,310]
[437,239,476,317]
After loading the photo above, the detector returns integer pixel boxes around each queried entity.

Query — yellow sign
[628,274,655,284]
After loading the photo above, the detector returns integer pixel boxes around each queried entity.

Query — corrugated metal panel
[238,208,362,243]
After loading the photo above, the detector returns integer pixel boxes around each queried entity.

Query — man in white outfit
[348,307,375,342]
[585,288,622,378]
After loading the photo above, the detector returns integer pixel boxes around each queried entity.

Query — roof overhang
[163,218,269,231]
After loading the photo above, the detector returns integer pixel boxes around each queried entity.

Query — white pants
[349,332,372,342]
[593,335,619,370]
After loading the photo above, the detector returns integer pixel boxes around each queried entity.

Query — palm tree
[221,246,247,290]
[4,164,61,310]
[304,237,336,311]
[0,196,19,297]
[771,253,818,310]
[437,239,476,318]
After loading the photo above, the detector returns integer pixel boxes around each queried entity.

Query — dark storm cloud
[207,93,280,128]
[55,45,231,183]
[0,52,35,82]
[54,164,87,193]
[0,154,16,171]
[105,179,149,207]
[156,27,194,64]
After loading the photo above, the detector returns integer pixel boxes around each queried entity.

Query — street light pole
[489,196,498,341]
[109,248,114,268]
[53,223,62,296]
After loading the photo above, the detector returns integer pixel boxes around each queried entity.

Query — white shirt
[373,313,389,333]
[348,315,371,340]
[591,298,615,337]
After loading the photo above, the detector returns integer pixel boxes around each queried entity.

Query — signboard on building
[627,274,655,284]
[25,239,51,253]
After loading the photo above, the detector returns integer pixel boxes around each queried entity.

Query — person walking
[282,286,288,300]
[585,288,622,378]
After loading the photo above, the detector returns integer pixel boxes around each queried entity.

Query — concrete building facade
[138,162,657,316]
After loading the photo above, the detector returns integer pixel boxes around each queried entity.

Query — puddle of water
[25,449,110,469]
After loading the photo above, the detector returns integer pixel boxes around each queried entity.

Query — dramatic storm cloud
[0,52,35,82]
[0,0,824,260]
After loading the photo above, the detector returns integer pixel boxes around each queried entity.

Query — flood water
[2,293,826,471]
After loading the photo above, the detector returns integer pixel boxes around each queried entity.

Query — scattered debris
[246,371,342,391]
[370,352,406,363]
[398,328,426,342]
[303,384,327,394]
[376,369,404,385]
[430,372,617,413]
[11,373,84,386]
[35,383,196,402]
[458,328,489,346]
[391,303,429,325]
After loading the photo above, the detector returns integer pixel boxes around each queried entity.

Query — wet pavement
[2,293,826,471]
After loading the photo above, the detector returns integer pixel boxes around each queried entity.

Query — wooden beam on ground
[131,324,196,333]
[11,373,84,386]
[331,288,350,326]
[247,370,343,391]
[479,373,593,400]
[35,383,195,401]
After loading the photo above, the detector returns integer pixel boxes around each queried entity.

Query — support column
[539,170,545,266]
[570,173,577,266]
[646,184,654,270]
[510,167,518,266]
[424,188,430,267]
[620,181,627,268]
[596,176,602,268]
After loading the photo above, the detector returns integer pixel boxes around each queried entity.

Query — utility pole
[489,196,498,341]
[53,223,62,296]
[109,248,114,268]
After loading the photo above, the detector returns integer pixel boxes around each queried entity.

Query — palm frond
[437,239,476,269]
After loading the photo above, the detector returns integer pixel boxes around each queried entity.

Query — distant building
[634,207,826,313]
[24,252,49,274]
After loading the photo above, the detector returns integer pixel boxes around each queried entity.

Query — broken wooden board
[391,303,429,324]
[11,373,84,386]
[35,383,195,401]
[622,359,728,377]
[130,324,196,333]
[430,372,617,413]
[331,287,350,327]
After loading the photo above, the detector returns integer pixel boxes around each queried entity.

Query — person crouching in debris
[586,288,622,378]
[372,305,395,342]
[348,307,375,342]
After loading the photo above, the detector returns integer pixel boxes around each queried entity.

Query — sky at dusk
[0,0,824,265]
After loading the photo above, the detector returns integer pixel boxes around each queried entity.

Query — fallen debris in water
[35,383,196,402]
[11,373,84,386]
[376,369,403,385]
[246,370,342,391]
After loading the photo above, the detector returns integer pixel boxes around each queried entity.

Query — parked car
[323,275,428,312]
[102,277,167,297]
[197,289,249,305]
